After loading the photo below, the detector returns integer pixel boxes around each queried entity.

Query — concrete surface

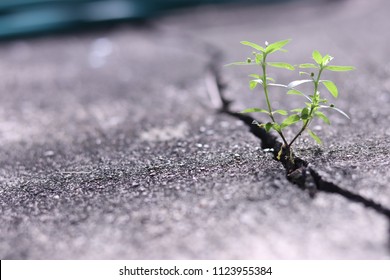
[0,0,390,259]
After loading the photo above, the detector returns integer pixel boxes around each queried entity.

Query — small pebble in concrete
[44,150,55,157]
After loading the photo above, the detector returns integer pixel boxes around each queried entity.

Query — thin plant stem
[261,55,289,147]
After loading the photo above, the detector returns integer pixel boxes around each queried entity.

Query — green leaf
[301,107,310,120]
[308,129,322,144]
[255,53,263,64]
[225,61,254,66]
[250,76,274,82]
[267,62,295,70]
[265,122,273,132]
[272,123,281,132]
[312,50,323,64]
[280,114,301,129]
[299,71,311,76]
[241,108,269,114]
[273,110,288,116]
[240,41,265,52]
[315,111,330,125]
[288,79,313,88]
[266,77,276,82]
[322,54,334,66]
[291,108,303,113]
[265,39,291,54]
[249,75,274,82]
[249,79,263,89]
[249,80,258,90]
[319,98,328,104]
[287,89,312,102]
[321,80,338,98]
[325,65,355,71]
[298,63,318,69]
[287,89,304,96]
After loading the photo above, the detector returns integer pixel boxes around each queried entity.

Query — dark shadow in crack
[310,169,390,218]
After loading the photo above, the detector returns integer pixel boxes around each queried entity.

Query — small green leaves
[287,89,312,101]
[299,63,318,69]
[266,77,276,82]
[322,54,334,66]
[248,74,275,83]
[240,41,265,52]
[255,53,263,64]
[321,80,338,98]
[265,39,291,54]
[301,107,310,120]
[229,39,353,152]
[291,108,302,113]
[325,65,355,71]
[249,81,257,90]
[273,110,288,115]
[312,50,323,65]
[276,147,283,161]
[267,62,295,70]
[287,89,303,95]
[241,108,268,114]
[281,114,300,129]
[264,122,273,132]
[253,120,282,133]
[308,129,322,144]
[272,123,281,133]
[249,79,263,90]
[240,39,292,56]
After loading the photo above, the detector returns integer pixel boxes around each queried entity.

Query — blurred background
[0,0,310,38]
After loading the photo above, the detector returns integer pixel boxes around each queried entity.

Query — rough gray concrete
[1,0,390,259]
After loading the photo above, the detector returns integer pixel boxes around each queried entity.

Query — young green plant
[227,39,354,164]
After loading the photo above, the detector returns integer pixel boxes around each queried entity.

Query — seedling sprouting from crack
[227,39,354,165]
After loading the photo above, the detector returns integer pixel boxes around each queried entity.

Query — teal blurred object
[0,0,291,38]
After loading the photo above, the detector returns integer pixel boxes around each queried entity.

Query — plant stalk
[261,56,289,147]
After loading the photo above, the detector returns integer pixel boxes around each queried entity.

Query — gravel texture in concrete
[0,0,389,259]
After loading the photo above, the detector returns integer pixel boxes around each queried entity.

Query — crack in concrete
[204,46,390,225]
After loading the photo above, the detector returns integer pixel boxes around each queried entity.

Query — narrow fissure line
[311,170,390,218]
[204,47,390,221]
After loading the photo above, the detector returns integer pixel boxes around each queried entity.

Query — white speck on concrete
[140,122,188,142]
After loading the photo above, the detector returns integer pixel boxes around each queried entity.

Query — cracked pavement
[1,0,390,259]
